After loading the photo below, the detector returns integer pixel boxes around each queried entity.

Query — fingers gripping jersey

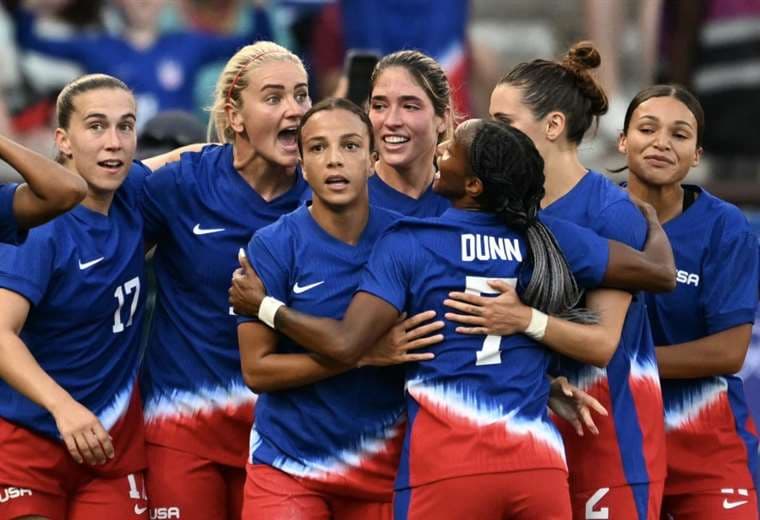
[542,171,667,496]
[645,187,759,495]
[0,164,148,463]
[357,209,609,490]
[240,205,404,501]
[140,144,309,466]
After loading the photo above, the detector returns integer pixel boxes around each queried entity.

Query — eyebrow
[638,114,694,128]
[84,112,136,121]
[370,94,424,103]
[260,83,308,91]
[306,132,364,142]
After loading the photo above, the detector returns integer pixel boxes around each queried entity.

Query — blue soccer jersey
[241,205,404,500]
[542,170,667,497]
[0,183,25,244]
[139,143,308,467]
[645,187,759,495]
[0,164,148,442]
[357,208,609,491]
[368,174,450,217]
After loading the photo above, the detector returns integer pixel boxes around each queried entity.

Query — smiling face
[369,66,445,174]
[227,61,311,169]
[55,88,137,196]
[618,95,702,187]
[300,108,372,209]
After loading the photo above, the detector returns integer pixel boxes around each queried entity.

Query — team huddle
[0,39,757,520]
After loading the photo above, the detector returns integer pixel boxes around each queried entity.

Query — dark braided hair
[468,120,597,322]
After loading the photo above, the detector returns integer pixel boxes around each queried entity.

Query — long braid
[470,121,597,324]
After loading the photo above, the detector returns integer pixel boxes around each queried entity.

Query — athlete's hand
[627,193,658,222]
[444,280,532,336]
[359,311,442,366]
[548,376,607,436]
[50,397,114,465]
[229,249,266,316]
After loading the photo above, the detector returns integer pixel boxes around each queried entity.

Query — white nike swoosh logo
[192,224,225,235]
[293,281,324,294]
[134,504,148,515]
[723,499,748,510]
[78,257,104,270]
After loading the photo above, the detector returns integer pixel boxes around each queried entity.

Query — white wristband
[525,308,549,341]
[258,296,285,328]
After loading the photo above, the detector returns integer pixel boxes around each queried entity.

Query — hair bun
[563,41,601,72]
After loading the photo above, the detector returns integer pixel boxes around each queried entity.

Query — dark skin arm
[0,134,87,229]
[656,325,753,379]
[604,200,676,293]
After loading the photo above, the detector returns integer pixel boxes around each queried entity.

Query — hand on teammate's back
[548,376,608,437]
[51,397,114,465]
[359,311,442,367]
[444,280,532,336]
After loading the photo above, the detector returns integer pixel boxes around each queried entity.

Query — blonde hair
[208,41,306,143]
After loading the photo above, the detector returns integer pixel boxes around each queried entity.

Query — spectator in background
[658,0,760,181]
[12,0,274,131]
[308,0,471,117]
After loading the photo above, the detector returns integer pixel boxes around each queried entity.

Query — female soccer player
[237,96,446,519]
[366,50,451,217]
[137,41,311,519]
[230,118,649,518]
[0,133,87,244]
[0,74,150,519]
[620,85,759,519]
[449,41,667,519]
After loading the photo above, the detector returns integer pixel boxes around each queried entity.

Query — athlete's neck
[626,174,684,224]
[233,139,296,202]
[81,189,114,215]
[541,147,587,208]
[309,195,370,246]
[375,153,435,200]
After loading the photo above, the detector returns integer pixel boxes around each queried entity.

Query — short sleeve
[700,213,759,334]
[236,230,292,325]
[595,199,647,250]
[540,215,609,288]
[0,228,55,305]
[0,183,25,245]
[140,162,179,243]
[357,227,413,312]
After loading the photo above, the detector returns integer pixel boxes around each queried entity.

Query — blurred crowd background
[0,0,759,423]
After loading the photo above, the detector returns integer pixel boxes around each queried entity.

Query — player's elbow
[329,342,363,366]
[54,175,88,211]
[653,266,677,292]
[241,368,272,394]
[589,336,617,368]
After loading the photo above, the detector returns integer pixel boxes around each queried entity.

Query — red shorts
[145,443,245,520]
[661,488,758,520]
[571,481,664,520]
[243,463,392,520]
[0,391,147,520]
[394,469,571,520]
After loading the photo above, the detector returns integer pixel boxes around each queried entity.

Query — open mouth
[325,175,349,189]
[97,159,124,171]
[383,135,410,145]
[277,127,298,149]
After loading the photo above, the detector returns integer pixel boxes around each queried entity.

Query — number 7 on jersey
[466,276,516,366]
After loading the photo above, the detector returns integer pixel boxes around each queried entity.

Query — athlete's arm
[0,289,113,465]
[656,325,753,379]
[604,201,676,292]
[238,321,350,393]
[0,134,87,228]
[238,311,438,392]
[445,282,630,367]
[141,143,207,171]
